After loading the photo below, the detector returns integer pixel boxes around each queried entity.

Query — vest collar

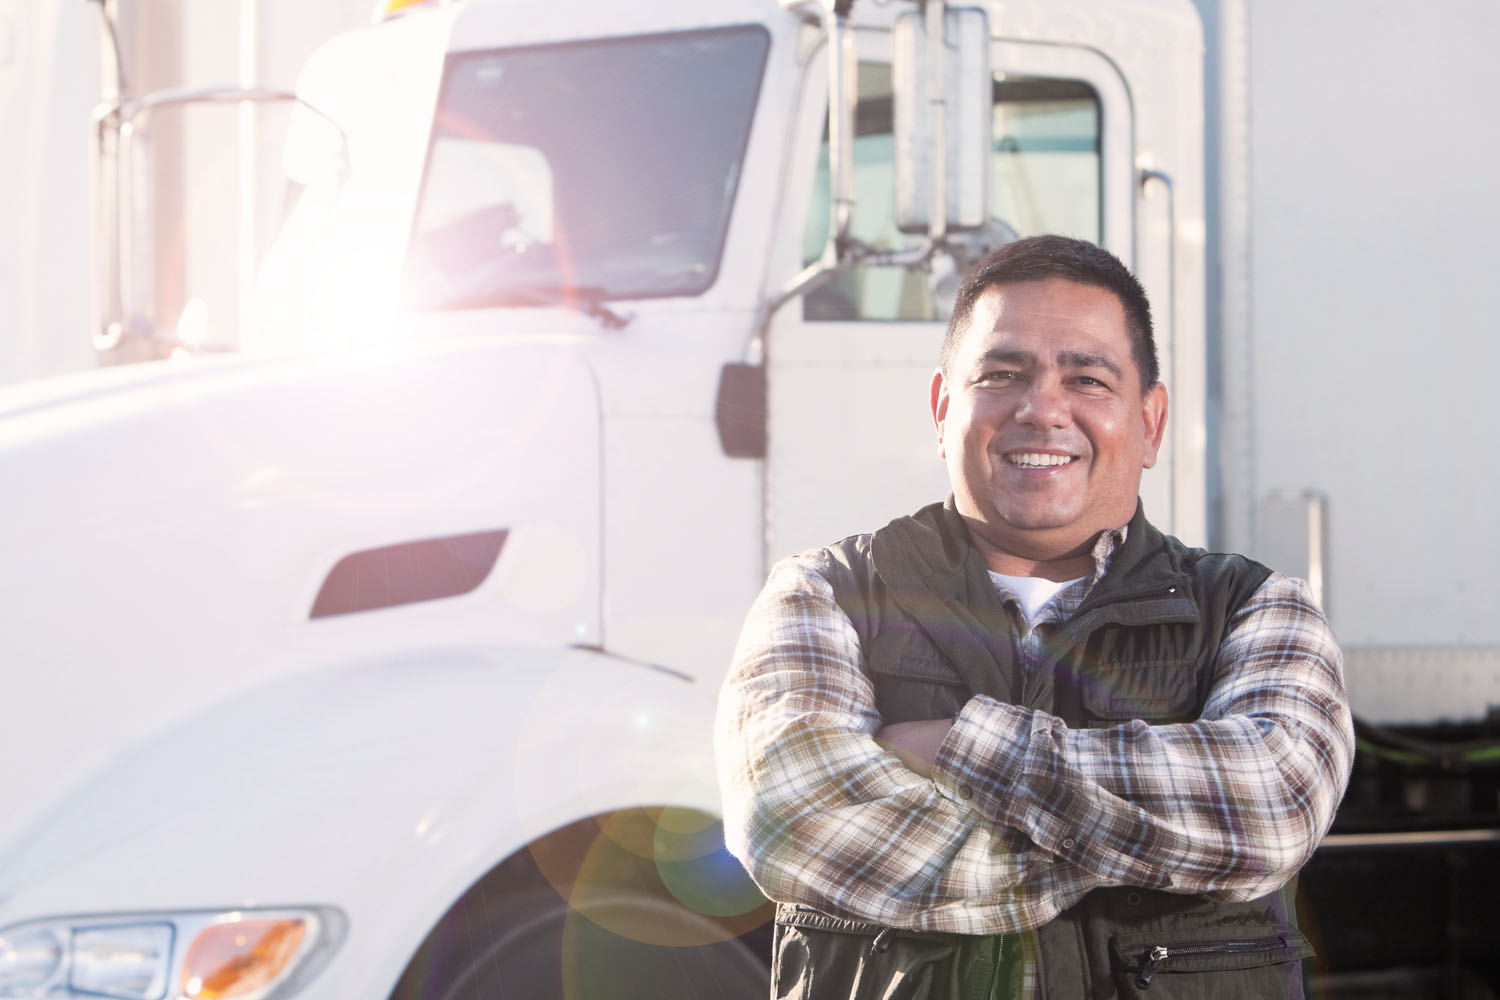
[871,498,1200,640]
[1072,503,1200,628]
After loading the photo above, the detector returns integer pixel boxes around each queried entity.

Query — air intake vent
[310,530,507,619]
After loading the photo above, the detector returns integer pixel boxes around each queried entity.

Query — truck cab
[0,2,1208,997]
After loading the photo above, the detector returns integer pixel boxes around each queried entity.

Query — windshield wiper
[402,279,635,329]
[503,284,634,330]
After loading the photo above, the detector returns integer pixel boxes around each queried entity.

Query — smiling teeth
[1009,452,1073,467]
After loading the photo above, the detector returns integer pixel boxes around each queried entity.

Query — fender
[0,643,745,997]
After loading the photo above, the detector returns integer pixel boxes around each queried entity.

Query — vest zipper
[1133,935,1288,989]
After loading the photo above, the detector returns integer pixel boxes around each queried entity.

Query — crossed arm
[713,553,1355,936]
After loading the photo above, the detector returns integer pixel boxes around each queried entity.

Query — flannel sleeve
[931,572,1355,899]
[714,552,1098,935]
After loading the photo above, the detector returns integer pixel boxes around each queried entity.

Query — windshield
[402,26,769,311]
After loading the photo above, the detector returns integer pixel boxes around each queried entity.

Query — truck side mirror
[892,6,991,235]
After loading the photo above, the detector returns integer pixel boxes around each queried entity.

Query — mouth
[1005,451,1077,469]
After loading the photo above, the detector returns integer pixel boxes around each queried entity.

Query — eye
[975,370,1019,386]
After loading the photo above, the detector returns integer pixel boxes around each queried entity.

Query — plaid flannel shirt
[714,525,1354,937]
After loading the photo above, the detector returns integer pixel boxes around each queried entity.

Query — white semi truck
[1,1,1496,997]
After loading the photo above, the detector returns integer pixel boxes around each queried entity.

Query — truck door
[763,33,1139,562]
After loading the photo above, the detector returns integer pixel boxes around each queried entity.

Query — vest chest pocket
[1078,657,1200,727]
[866,632,971,725]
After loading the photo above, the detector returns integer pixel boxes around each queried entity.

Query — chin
[992,504,1081,532]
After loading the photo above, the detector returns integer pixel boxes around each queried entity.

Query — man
[715,235,1353,998]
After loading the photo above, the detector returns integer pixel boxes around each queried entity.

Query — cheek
[957,410,1003,457]
[961,392,1012,427]
[1080,410,1139,458]
[1107,427,1152,468]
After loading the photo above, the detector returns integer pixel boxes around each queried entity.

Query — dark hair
[941,234,1158,391]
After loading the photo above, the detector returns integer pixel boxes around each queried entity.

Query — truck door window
[402,26,768,310]
[803,67,1100,322]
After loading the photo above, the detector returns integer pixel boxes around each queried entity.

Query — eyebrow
[975,348,1126,382]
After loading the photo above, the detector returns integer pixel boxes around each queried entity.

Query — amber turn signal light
[181,918,307,999]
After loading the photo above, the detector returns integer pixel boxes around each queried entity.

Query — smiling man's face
[930,276,1168,578]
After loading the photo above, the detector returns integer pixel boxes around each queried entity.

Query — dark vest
[771,500,1314,1000]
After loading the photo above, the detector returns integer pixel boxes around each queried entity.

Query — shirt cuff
[930,694,1035,825]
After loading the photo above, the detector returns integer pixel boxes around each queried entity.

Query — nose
[1013,377,1070,429]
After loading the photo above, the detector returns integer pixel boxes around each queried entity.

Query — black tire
[390,808,773,1000]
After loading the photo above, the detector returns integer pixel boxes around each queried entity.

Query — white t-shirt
[989,571,1087,627]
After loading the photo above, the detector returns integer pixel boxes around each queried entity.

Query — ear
[1140,381,1169,469]
[930,368,951,459]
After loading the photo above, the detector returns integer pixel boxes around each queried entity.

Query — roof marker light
[375,0,447,22]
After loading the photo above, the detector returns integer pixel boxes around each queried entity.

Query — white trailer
[1199,2,1500,989]
[1204,0,1500,723]
[0,0,1495,996]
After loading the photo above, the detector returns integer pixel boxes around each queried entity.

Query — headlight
[0,907,344,1000]
[0,927,63,994]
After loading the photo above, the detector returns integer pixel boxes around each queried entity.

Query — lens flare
[528,808,771,948]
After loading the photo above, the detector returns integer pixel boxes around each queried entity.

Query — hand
[875,719,954,778]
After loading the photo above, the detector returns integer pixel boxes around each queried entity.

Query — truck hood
[0,336,601,840]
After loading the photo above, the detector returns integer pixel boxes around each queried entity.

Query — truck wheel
[389,808,773,1000]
